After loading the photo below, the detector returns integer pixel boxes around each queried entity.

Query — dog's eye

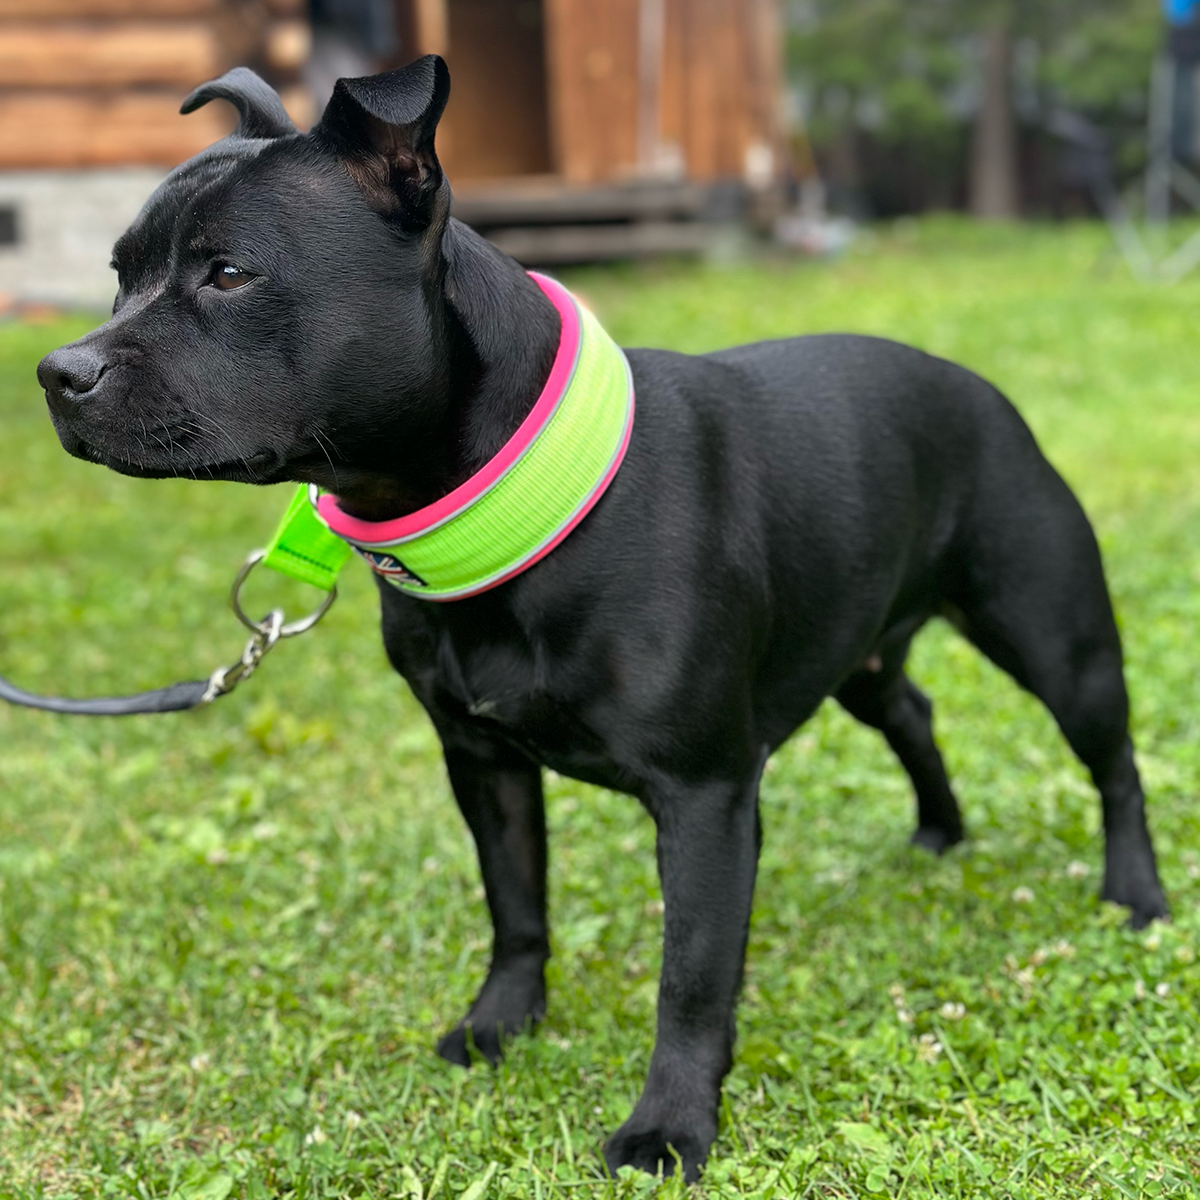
[211,263,254,291]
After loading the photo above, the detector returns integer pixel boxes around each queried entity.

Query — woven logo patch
[355,548,427,588]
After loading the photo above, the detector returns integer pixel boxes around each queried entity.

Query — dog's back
[606,334,1072,729]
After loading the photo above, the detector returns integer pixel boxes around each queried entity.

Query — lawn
[1,218,1199,1199]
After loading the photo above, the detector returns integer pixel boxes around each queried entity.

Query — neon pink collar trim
[316,272,583,546]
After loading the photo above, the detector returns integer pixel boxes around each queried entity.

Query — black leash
[0,553,335,717]
[0,675,211,715]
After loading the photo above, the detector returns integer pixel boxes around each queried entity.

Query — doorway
[419,0,553,182]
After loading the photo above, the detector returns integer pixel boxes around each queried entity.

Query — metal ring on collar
[230,549,338,638]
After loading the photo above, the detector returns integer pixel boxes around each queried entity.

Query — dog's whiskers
[311,426,341,490]
[185,407,253,474]
[143,422,171,456]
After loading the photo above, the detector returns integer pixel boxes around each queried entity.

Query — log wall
[0,0,308,169]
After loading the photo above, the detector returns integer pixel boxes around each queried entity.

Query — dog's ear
[314,55,451,229]
[181,68,296,139]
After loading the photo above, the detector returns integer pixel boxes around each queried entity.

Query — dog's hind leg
[957,597,1166,927]
[947,440,1167,927]
[836,650,965,854]
[434,732,549,1065]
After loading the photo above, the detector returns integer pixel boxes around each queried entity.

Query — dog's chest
[382,599,618,777]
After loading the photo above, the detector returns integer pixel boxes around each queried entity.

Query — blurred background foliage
[787,0,1166,217]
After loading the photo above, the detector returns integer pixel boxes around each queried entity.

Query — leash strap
[0,488,348,716]
[0,674,210,715]
[0,519,340,716]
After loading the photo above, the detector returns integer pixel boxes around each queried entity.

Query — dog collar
[258,273,634,601]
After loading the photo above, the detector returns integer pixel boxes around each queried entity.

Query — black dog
[36,56,1166,1181]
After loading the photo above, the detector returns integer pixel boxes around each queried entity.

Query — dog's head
[37,57,455,498]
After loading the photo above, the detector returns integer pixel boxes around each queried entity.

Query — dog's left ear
[314,55,451,229]
[181,68,297,139]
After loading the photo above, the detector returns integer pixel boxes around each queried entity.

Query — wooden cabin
[0,0,786,279]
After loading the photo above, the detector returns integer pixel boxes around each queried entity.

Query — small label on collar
[356,548,428,588]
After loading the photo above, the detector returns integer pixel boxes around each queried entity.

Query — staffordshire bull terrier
[35,56,1167,1180]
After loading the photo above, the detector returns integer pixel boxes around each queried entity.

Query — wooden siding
[435,0,552,182]
[538,0,781,186]
[0,0,222,15]
[542,0,641,185]
[0,0,301,16]
[0,0,304,169]
[0,21,250,87]
[662,0,782,182]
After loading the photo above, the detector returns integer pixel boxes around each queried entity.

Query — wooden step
[483,220,719,264]
[452,179,711,227]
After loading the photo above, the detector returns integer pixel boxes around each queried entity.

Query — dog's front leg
[434,732,548,1066]
[605,756,766,1182]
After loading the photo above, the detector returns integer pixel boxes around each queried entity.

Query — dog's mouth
[71,438,288,485]
[45,369,294,486]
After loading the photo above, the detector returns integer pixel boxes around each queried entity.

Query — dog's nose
[38,345,107,403]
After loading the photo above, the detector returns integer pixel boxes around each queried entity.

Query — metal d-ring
[230,549,338,638]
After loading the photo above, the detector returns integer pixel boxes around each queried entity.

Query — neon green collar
[258,273,634,601]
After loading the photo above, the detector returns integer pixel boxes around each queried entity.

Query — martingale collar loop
[262,272,634,602]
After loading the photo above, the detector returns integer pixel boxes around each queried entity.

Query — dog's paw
[603,1114,715,1183]
[436,1021,504,1067]
[1102,881,1169,930]
[910,824,964,855]
[436,1009,543,1067]
[1102,858,1169,930]
[435,969,546,1067]
[1125,905,1168,932]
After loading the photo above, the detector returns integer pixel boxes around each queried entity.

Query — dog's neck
[442,219,561,470]
[333,219,560,523]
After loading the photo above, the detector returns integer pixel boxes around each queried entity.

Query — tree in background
[973,15,1019,217]
[787,0,1164,218]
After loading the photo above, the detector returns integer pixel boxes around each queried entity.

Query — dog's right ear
[181,68,296,139]
[314,55,451,230]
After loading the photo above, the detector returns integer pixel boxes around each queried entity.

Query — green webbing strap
[261,484,352,592]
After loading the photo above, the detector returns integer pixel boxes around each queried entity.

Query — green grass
[2,218,1200,1198]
